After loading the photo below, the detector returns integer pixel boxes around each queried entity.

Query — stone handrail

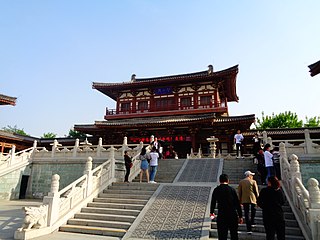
[279,142,320,240]
[14,138,146,240]
[0,145,36,177]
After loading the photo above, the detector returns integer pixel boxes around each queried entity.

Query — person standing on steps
[234,129,244,158]
[149,146,159,183]
[238,170,259,234]
[257,176,285,240]
[139,147,150,183]
[210,174,243,240]
[263,143,274,184]
[124,150,132,183]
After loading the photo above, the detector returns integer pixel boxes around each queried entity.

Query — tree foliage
[255,111,303,129]
[41,132,57,138]
[68,129,87,138]
[2,125,28,136]
[304,116,320,127]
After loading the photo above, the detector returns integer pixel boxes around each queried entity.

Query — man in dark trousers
[210,174,243,240]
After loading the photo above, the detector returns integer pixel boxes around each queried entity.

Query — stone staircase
[59,182,159,238]
[133,159,186,183]
[210,158,306,240]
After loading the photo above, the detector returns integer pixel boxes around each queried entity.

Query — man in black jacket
[210,174,243,240]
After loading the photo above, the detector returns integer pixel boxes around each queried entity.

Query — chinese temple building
[75,65,255,157]
[0,93,16,106]
[308,60,320,77]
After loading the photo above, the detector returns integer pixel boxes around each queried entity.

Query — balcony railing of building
[105,102,227,116]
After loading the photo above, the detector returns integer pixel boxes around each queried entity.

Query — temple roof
[308,60,320,77]
[74,114,255,132]
[0,94,17,106]
[93,65,239,102]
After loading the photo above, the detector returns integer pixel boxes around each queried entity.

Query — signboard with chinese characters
[154,87,173,95]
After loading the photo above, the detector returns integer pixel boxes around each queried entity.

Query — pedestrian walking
[238,170,259,234]
[263,144,274,184]
[210,174,243,240]
[139,147,150,183]
[234,130,244,158]
[257,176,286,240]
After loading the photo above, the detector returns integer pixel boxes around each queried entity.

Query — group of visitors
[123,137,161,183]
[211,173,285,240]
[252,134,281,184]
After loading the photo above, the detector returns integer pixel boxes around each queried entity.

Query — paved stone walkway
[130,185,211,239]
[177,159,220,182]
[0,158,221,240]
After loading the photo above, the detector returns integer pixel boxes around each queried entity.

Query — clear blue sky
[1,1,320,137]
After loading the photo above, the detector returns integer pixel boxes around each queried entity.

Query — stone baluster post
[267,137,273,148]
[304,129,314,154]
[10,145,16,166]
[262,131,268,146]
[33,140,37,149]
[73,139,80,157]
[51,140,60,158]
[290,154,301,206]
[279,142,287,182]
[97,137,103,157]
[109,146,116,179]
[83,157,93,197]
[307,178,320,240]
[122,136,128,155]
[43,174,60,226]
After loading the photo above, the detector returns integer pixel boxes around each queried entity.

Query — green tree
[68,129,87,138]
[304,116,320,127]
[2,125,28,136]
[255,111,303,129]
[41,132,57,138]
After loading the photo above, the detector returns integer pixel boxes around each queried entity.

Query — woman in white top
[263,143,274,184]
[234,129,244,158]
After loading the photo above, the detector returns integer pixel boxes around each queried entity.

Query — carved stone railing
[14,138,145,239]
[264,129,320,156]
[0,141,37,177]
[279,142,320,240]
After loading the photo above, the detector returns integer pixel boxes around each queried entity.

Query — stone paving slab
[129,185,211,240]
[177,159,220,182]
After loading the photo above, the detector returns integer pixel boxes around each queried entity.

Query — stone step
[209,229,305,240]
[74,212,136,223]
[212,211,295,220]
[87,202,144,211]
[103,189,155,195]
[98,193,152,200]
[67,218,131,230]
[59,224,126,237]
[109,183,158,191]
[93,197,148,205]
[211,222,302,235]
[81,207,140,217]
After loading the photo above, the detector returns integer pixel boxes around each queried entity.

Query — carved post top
[75,138,79,147]
[50,174,60,193]
[290,154,300,172]
[123,136,128,145]
[308,178,320,208]
[33,140,37,148]
[98,137,103,146]
[85,156,93,171]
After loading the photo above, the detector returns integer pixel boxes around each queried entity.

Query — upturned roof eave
[92,64,239,102]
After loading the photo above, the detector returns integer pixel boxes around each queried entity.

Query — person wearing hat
[238,170,259,234]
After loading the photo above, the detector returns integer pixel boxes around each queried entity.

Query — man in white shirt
[234,130,244,158]
[149,146,159,183]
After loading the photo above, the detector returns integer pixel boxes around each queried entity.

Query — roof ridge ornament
[131,74,136,82]
[208,65,214,75]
